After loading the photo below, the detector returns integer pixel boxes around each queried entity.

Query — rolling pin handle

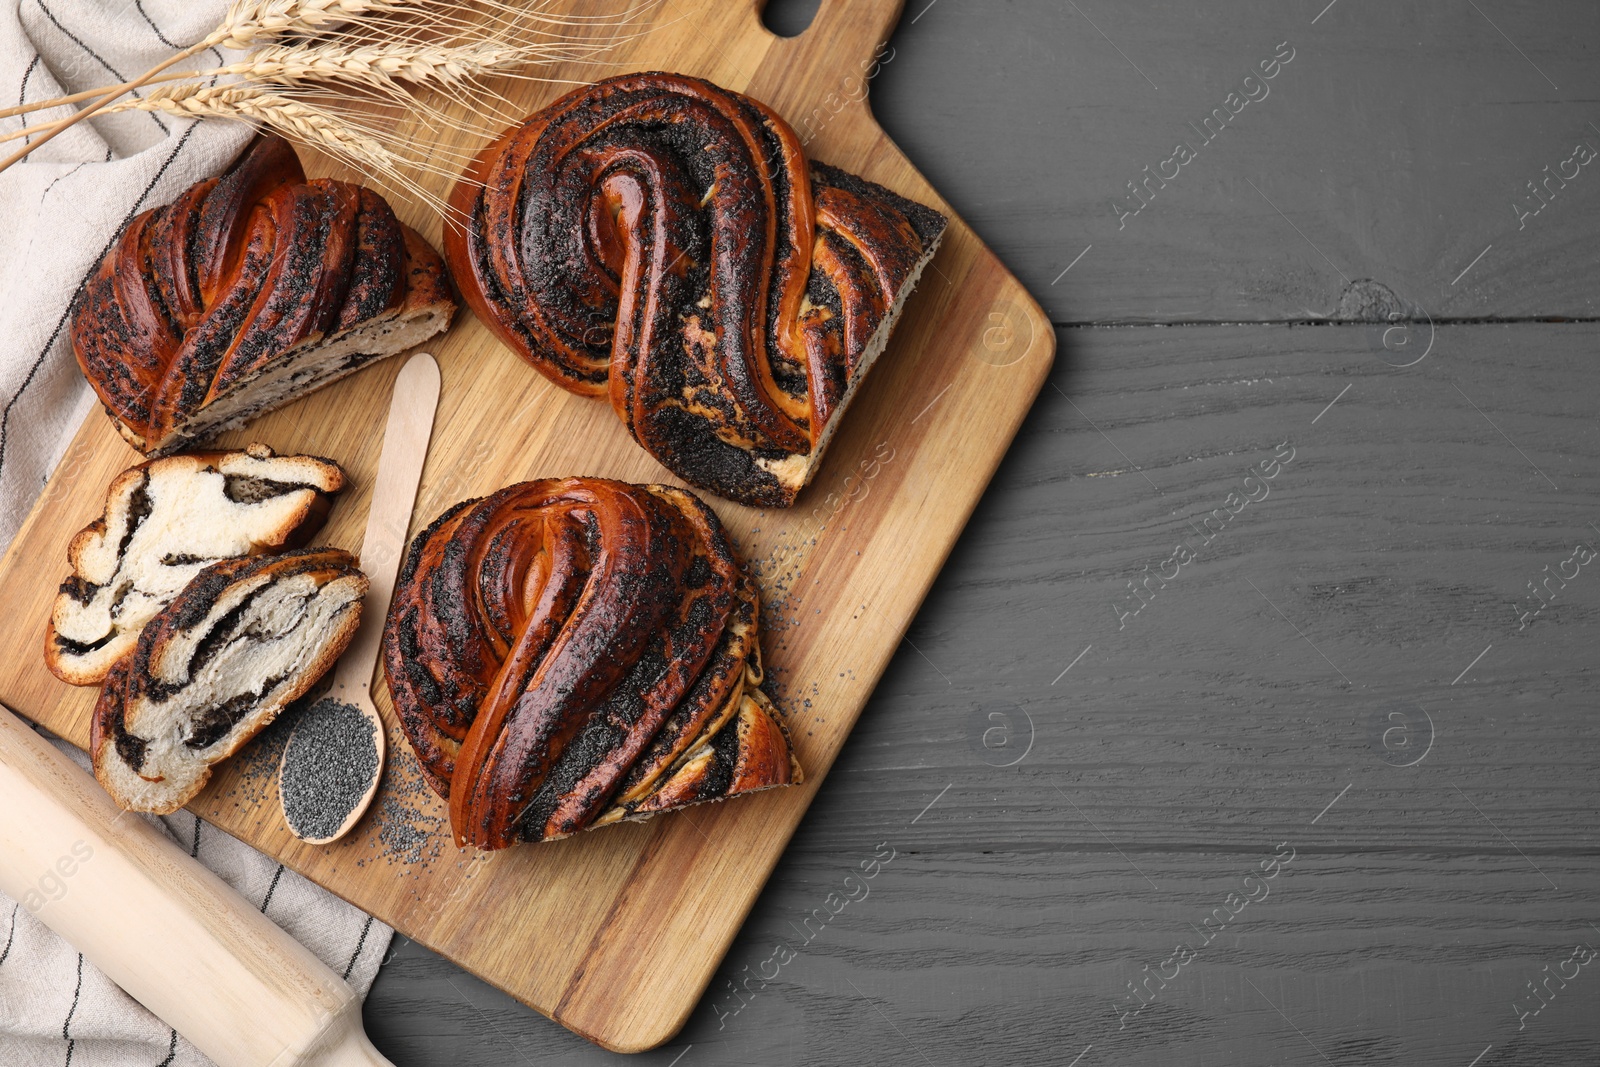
[279,1013,395,1067]
[0,703,397,1067]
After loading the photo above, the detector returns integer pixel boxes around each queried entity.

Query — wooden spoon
[279,352,440,845]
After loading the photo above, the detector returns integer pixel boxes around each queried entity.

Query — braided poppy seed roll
[72,135,456,456]
[381,477,800,849]
[444,72,946,508]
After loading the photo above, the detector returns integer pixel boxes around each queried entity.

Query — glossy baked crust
[72,135,455,456]
[382,477,801,849]
[444,72,946,507]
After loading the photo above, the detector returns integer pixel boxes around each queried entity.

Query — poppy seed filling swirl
[446,72,947,507]
[383,478,799,849]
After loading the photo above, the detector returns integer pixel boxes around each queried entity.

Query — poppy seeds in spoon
[281,696,379,841]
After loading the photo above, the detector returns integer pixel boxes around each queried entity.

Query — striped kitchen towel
[0,2,393,1064]
[0,0,250,552]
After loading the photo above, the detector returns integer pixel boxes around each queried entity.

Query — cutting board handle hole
[760,0,821,38]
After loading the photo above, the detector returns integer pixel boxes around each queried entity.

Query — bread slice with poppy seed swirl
[91,549,367,814]
[382,477,801,849]
[46,444,344,687]
[444,72,946,508]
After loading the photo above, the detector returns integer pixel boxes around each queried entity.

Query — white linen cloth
[0,2,392,1063]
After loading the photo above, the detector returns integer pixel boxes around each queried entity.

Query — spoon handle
[334,352,441,697]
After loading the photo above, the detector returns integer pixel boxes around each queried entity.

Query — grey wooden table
[363,1,1600,1063]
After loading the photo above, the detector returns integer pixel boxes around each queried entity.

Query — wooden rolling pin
[0,701,394,1067]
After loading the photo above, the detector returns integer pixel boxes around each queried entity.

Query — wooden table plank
[871,0,1600,322]
[820,321,1600,855]
[369,851,1600,1066]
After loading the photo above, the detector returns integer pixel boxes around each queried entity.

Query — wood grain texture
[869,0,1600,324]
[369,854,1600,1067]
[365,318,1600,1065]
[0,0,1051,1054]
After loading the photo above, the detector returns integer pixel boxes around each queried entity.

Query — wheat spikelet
[211,38,569,97]
[111,83,398,176]
[254,40,522,84]
[210,0,413,51]
[0,0,666,187]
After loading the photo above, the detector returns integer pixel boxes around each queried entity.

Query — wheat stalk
[0,0,660,185]
[100,81,484,216]
[0,0,399,170]
[0,38,608,122]
[0,52,517,147]
[210,0,414,51]
[123,83,399,166]
[123,84,461,217]
[238,40,526,86]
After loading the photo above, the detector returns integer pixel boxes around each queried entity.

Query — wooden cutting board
[0,0,1053,1052]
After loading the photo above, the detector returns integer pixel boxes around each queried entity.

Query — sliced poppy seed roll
[46,443,344,687]
[72,134,455,456]
[91,549,367,814]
